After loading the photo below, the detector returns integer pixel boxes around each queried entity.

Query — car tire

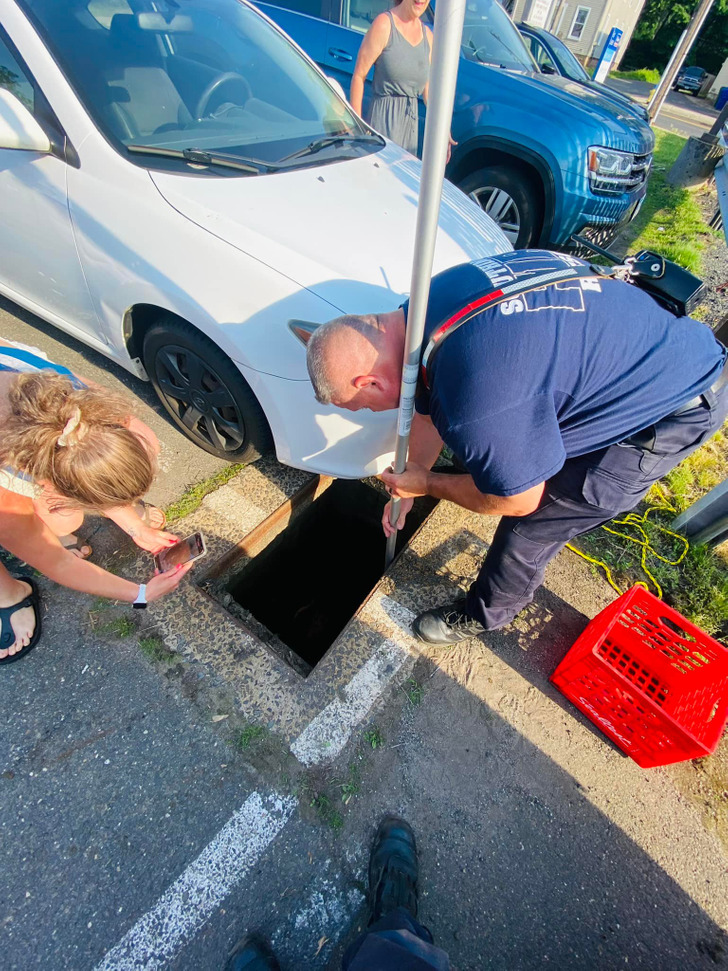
[143,316,273,463]
[459,166,540,248]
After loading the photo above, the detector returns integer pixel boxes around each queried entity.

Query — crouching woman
[0,341,192,664]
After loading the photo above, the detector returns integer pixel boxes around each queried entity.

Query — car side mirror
[540,64,557,75]
[0,88,51,153]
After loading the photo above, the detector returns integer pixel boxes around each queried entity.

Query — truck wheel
[459,166,540,247]
[143,316,272,462]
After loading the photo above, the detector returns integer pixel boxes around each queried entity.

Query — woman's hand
[128,526,179,554]
[381,496,414,538]
[447,133,457,164]
[145,561,195,602]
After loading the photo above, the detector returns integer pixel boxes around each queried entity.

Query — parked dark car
[518,22,649,123]
[673,66,707,94]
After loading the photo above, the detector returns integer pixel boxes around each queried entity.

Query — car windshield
[684,67,704,77]
[539,30,589,81]
[18,0,373,169]
[456,0,536,73]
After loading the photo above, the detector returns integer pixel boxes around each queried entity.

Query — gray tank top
[372,10,430,99]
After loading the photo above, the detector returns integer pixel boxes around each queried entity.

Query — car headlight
[588,146,642,194]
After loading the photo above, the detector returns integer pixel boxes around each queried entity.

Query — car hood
[150,143,510,373]
[461,64,653,155]
[581,80,650,123]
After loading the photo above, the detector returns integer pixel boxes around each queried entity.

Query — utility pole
[647,0,716,121]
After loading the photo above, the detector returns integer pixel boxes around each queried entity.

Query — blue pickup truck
[258,0,654,250]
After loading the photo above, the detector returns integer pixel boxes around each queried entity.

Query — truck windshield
[18,0,373,169]
[458,0,536,73]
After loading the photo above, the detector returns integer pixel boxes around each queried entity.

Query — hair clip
[57,408,86,448]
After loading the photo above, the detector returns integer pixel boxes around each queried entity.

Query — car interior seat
[104,14,193,140]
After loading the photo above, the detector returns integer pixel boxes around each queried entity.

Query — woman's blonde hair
[0,371,156,510]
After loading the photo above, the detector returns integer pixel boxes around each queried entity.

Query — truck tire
[459,166,541,248]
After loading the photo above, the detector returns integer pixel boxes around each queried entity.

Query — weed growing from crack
[139,635,176,663]
[363,727,385,750]
[235,724,268,751]
[165,464,246,523]
[401,677,424,706]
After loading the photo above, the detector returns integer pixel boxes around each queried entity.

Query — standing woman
[350,0,433,156]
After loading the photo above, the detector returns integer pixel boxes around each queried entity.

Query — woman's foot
[60,534,93,559]
[0,577,38,660]
[134,501,167,530]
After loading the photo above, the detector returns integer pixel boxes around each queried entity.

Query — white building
[507,0,647,70]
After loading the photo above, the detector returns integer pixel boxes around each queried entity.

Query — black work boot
[369,815,419,924]
[412,597,486,646]
[225,934,281,971]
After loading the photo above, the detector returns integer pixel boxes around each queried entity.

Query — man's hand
[378,462,430,500]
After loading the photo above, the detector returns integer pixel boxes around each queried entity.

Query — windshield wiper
[127,145,280,173]
[279,132,384,164]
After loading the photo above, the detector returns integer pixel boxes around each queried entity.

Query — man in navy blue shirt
[306,251,728,646]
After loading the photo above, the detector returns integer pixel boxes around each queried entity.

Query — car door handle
[328,48,353,61]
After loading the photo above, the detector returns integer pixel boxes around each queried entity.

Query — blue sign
[593,27,623,84]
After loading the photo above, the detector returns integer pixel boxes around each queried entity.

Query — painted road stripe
[291,597,416,766]
[95,792,296,971]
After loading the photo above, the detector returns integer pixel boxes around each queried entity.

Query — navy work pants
[342,908,450,970]
[465,386,728,630]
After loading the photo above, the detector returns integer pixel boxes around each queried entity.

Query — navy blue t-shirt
[404,250,725,497]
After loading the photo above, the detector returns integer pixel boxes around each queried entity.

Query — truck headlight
[588,147,643,194]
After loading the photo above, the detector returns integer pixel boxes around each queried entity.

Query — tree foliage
[624,0,728,74]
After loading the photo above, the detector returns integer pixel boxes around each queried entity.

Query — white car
[0,0,509,477]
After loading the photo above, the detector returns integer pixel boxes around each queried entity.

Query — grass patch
[572,428,728,638]
[611,68,660,85]
[618,131,710,273]
[234,723,268,751]
[138,635,176,663]
[165,464,246,523]
[95,616,136,638]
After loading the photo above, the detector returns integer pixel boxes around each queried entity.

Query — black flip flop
[0,576,42,665]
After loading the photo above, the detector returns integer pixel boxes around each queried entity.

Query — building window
[568,6,590,41]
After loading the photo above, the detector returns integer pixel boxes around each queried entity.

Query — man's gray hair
[306,314,382,404]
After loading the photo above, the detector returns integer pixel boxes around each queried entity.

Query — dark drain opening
[226,479,437,673]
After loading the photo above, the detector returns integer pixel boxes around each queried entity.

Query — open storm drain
[208,479,436,677]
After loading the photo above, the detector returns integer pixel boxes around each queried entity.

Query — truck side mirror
[0,88,51,154]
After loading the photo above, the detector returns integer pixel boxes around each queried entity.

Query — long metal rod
[384,0,467,567]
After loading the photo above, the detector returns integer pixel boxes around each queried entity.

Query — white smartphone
[154,532,207,573]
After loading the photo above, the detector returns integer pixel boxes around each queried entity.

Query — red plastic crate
[551,586,728,768]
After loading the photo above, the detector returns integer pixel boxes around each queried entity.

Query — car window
[268,0,327,17]
[18,0,373,169]
[0,33,34,112]
[459,0,536,73]
[526,36,556,74]
[343,0,391,33]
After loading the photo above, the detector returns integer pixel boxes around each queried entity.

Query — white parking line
[94,792,296,971]
[291,597,416,766]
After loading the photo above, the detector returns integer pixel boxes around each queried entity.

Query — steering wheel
[195,72,252,120]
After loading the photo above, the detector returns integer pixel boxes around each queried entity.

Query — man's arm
[408,411,444,468]
[379,462,545,517]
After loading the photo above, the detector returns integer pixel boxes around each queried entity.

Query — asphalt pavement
[606,76,721,139]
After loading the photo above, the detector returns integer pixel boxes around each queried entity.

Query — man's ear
[353,374,378,391]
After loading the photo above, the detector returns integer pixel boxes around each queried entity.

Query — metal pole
[647,29,686,114]
[384,0,467,568]
[647,0,715,121]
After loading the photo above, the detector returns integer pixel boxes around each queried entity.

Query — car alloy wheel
[468,185,521,245]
